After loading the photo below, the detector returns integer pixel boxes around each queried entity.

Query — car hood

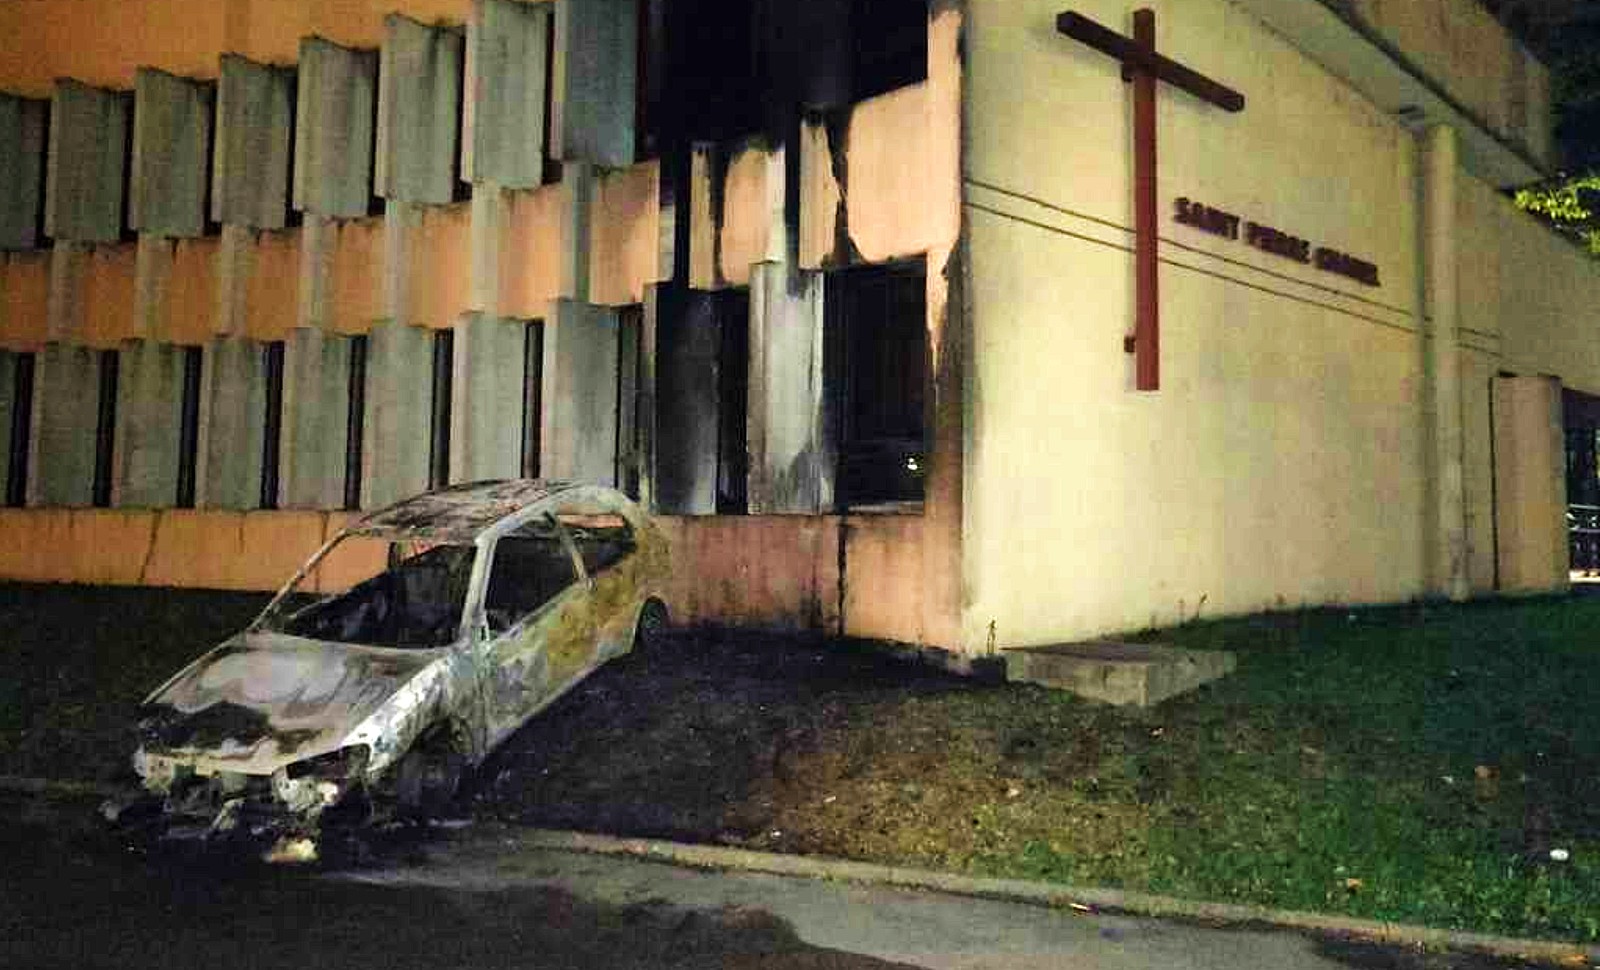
[139,631,446,775]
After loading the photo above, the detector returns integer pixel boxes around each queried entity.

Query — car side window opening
[267,538,476,649]
[557,511,635,576]
[483,516,582,633]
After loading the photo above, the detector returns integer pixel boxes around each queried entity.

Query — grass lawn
[1,583,1598,942]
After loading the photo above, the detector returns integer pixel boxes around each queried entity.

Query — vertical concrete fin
[45,80,132,244]
[0,95,48,251]
[361,319,431,508]
[655,289,720,514]
[747,263,828,513]
[450,313,524,483]
[114,339,183,508]
[130,69,214,238]
[213,54,294,229]
[281,327,350,508]
[196,335,266,509]
[377,15,465,205]
[294,38,379,218]
[541,299,618,484]
[465,0,551,188]
[551,0,636,166]
[30,343,100,506]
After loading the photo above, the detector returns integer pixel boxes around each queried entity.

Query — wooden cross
[1057,9,1245,391]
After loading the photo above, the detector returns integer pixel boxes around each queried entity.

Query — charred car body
[130,481,669,844]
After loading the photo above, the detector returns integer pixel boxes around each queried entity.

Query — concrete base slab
[1004,640,1236,707]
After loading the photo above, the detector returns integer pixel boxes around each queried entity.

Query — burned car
[129,480,669,848]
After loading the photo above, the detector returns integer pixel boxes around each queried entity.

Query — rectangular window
[615,306,643,499]
[7,352,34,507]
[827,259,927,511]
[91,349,118,507]
[521,321,543,479]
[175,345,202,507]
[260,340,285,509]
[344,334,368,509]
[716,290,749,514]
[429,329,454,490]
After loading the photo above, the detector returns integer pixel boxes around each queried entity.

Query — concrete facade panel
[541,299,618,484]
[196,335,266,509]
[30,343,100,507]
[0,95,48,251]
[213,55,294,230]
[163,237,219,346]
[464,0,551,189]
[281,327,351,509]
[717,146,779,288]
[114,339,184,508]
[403,203,472,329]
[0,252,50,350]
[376,16,464,205]
[551,0,636,166]
[747,263,829,513]
[589,161,660,306]
[79,245,138,349]
[246,230,302,342]
[294,38,379,219]
[130,68,214,238]
[449,314,524,483]
[361,319,432,508]
[45,81,131,244]
[329,218,385,335]
[500,186,564,318]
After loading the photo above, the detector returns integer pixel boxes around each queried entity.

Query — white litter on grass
[1550,848,1570,862]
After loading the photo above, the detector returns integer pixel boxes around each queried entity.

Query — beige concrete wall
[963,0,1428,647]
[660,516,842,631]
[0,507,349,591]
[1340,0,1552,168]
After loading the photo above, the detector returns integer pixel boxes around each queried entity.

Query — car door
[555,509,641,662]
[475,516,593,748]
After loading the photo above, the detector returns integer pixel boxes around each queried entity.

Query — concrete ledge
[510,827,1600,966]
[1005,641,1237,706]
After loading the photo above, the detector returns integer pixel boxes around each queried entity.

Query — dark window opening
[851,0,928,102]
[260,340,285,509]
[616,306,643,499]
[521,321,543,479]
[429,329,454,490]
[7,352,34,506]
[560,511,635,576]
[716,289,749,514]
[175,345,202,507]
[344,334,367,509]
[484,518,578,632]
[827,258,927,511]
[92,349,119,507]
[1565,389,1600,575]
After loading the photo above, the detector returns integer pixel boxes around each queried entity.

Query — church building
[0,0,1591,661]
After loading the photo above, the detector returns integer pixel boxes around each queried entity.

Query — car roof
[345,480,635,542]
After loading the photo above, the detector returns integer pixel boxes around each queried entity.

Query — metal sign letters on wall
[1174,197,1382,287]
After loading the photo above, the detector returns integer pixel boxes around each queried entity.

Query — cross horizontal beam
[1056,11,1246,113]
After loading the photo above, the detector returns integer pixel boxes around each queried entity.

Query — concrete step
[1003,641,1237,707]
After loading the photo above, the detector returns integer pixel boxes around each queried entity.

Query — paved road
[0,793,1538,970]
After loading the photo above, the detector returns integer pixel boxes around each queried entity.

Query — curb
[511,828,1600,967]
[0,774,129,800]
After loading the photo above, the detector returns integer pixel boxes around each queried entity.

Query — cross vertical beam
[1056,9,1245,392]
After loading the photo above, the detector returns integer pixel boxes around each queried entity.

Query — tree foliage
[1515,174,1600,254]
[1510,7,1600,252]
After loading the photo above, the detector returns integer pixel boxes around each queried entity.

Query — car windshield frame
[253,533,486,650]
